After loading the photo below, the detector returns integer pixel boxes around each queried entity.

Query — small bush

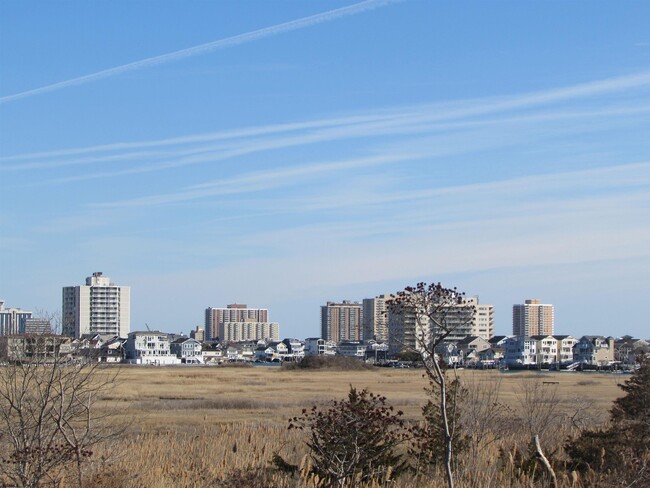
[218,361,253,368]
[289,386,407,486]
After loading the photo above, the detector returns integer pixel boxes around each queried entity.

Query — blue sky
[1,0,649,339]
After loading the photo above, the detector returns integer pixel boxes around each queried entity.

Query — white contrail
[0,0,398,105]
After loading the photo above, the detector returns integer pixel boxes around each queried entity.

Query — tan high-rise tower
[204,304,278,342]
[321,301,362,343]
[512,299,554,336]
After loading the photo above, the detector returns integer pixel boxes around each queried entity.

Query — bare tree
[0,335,119,487]
[460,374,508,448]
[513,379,561,488]
[514,379,560,444]
[32,308,61,335]
[387,282,476,488]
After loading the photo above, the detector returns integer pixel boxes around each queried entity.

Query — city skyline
[1,286,644,342]
[1,1,649,339]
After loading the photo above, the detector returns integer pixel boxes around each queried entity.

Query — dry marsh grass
[84,367,625,487]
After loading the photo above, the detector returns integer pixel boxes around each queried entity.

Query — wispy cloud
[4,70,650,181]
[243,161,650,225]
[0,0,399,105]
[91,152,424,207]
[0,112,396,164]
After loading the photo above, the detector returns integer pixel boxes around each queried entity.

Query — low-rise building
[0,335,72,362]
[70,334,103,362]
[337,341,367,358]
[304,337,337,356]
[125,331,181,365]
[202,344,225,364]
[484,336,509,365]
[530,335,558,365]
[281,338,305,361]
[256,341,288,362]
[488,336,509,348]
[365,341,389,363]
[170,337,203,363]
[477,347,501,366]
[435,341,463,366]
[553,335,578,365]
[504,335,576,367]
[615,337,649,365]
[456,336,491,364]
[504,336,538,366]
[98,337,126,363]
[573,336,616,367]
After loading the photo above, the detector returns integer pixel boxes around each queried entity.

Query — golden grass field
[99,365,624,429]
[83,365,627,487]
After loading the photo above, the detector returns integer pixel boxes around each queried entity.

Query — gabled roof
[488,335,507,344]
[457,336,484,345]
[615,338,648,347]
[80,333,101,341]
[104,337,126,345]
[580,335,607,342]
[171,337,199,344]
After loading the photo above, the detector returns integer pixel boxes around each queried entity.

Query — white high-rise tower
[62,272,130,338]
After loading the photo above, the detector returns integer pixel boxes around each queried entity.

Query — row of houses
[435,334,649,368]
[127,335,389,365]
[2,329,646,369]
[0,332,390,365]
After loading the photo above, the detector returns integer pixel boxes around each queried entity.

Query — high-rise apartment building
[386,295,493,353]
[512,299,554,336]
[321,301,362,343]
[472,298,495,340]
[387,303,430,355]
[0,300,33,336]
[362,295,392,342]
[220,322,279,342]
[204,304,278,342]
[62,272,130,338]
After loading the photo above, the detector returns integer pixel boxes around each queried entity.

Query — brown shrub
[283,355,375,371]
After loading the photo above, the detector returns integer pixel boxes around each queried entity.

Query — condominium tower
[0,300,33,336]
[473,298,495,340]
[512,299,554,336]
[62,272,130,338]
[204,304,279,342]
[321,300,362,343]
[387,296,494,353]
[362,295,392,342]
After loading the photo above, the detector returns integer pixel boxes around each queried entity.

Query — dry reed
[63,368,626,487]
